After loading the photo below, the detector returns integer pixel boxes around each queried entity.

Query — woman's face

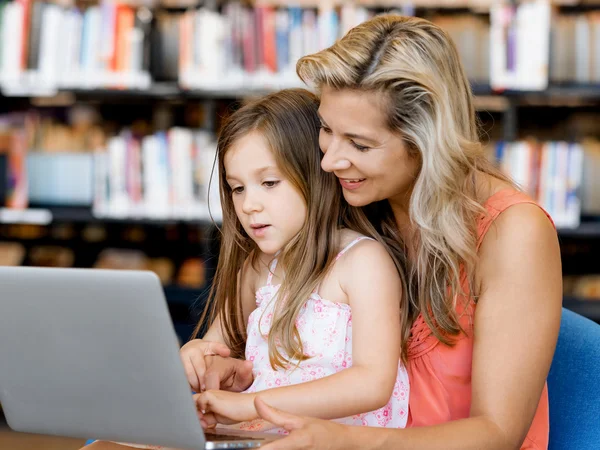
[318,86,420,208]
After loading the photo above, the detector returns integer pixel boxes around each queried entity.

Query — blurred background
[1,0,600,347]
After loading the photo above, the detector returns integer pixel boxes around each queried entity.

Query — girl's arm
[255,204,562,450]
[181,258,258,391]
[198,240,402,421]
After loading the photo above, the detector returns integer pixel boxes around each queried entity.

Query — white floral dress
[236,236,409,433]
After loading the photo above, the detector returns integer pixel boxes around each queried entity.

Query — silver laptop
[0,267,279,449]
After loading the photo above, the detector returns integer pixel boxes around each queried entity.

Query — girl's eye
[232,186,244,194]
[263,180,280,188]
[319,125,332,135]
[350,140,370,152]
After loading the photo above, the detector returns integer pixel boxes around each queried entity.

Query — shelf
[66,82,182,100]
[498,83,600,101]
[563,297,600,323]
[557,222,600,238]
[3,206,600,237]
[0,206,218,227]
[1,82,599,103]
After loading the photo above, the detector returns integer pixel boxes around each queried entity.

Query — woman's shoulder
[477,194,558,290]
[477,174,554,240]
[481,200,556,247]
[475,172,558,272]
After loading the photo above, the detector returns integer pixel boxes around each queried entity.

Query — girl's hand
[194,390,258,427]
[179,339,232,392]
[254,397,351,450]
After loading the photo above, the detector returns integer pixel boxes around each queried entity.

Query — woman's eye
[319,125,332,135]
[263,180,280,188]
[351,140,370,152]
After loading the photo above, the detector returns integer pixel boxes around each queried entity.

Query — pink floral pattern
[237,237,409,433]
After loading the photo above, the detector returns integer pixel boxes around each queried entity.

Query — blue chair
[548,308,600,449]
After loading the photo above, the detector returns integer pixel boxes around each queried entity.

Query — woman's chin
[343,192,372,207]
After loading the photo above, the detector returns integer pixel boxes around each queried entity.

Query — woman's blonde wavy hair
[193,88,391,369]
[297,15,514,359]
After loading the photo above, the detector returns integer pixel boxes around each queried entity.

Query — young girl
[180,89,409,433]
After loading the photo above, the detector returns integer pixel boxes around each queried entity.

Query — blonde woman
[249,15,562,450]
[192,15,561,450]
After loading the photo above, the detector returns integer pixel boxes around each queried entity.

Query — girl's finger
[182,355,201,392]
[206,341,232,358]
[202,412,219,428]
[189,353,207,391]
[198,392,211,413]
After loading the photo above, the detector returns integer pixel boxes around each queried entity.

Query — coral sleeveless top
[406,189,552,449]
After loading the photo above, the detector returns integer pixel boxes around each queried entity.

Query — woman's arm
[198,240,402,422]
[256,204,563,450]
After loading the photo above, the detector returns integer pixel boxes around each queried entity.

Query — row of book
[488,140,592,229]
[0,109,222,221]
[1,113,599,229]
[3,0,598,95]
[551,12,600,84]
[490,1,551,91]
[179,3,373,90]
[93,128,222,222]
[0,0,152,95]
[180,2,552,91]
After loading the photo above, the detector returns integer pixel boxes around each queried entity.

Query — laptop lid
[0,267,209,449]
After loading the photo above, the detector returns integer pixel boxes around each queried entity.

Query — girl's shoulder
[329,229,401,302]
[335,228,393,268]
[241,253,270,294]
[337,228,372,250]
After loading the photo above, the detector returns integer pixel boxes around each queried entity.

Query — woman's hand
[179,339,234,392]
[254,397,353,450]
[194,390,258,427]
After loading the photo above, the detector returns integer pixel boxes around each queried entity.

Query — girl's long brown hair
[193,89,393,368]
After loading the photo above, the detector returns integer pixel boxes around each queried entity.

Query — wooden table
[0,427,86,450]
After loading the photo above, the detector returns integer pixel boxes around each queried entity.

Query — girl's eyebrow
[226,165,278,183]
[254,165,278,175]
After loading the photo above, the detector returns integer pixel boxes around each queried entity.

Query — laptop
[0,267,280,449]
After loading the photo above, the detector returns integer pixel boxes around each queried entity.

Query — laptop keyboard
[206,433,265,449]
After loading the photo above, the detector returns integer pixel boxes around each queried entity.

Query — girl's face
[318,86,420,208]
[224,131,307,256]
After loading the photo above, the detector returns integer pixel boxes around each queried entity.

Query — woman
[87,14,561,450]
[253,14,561,449]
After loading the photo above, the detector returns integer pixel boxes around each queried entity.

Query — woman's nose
[321,141,351,173]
